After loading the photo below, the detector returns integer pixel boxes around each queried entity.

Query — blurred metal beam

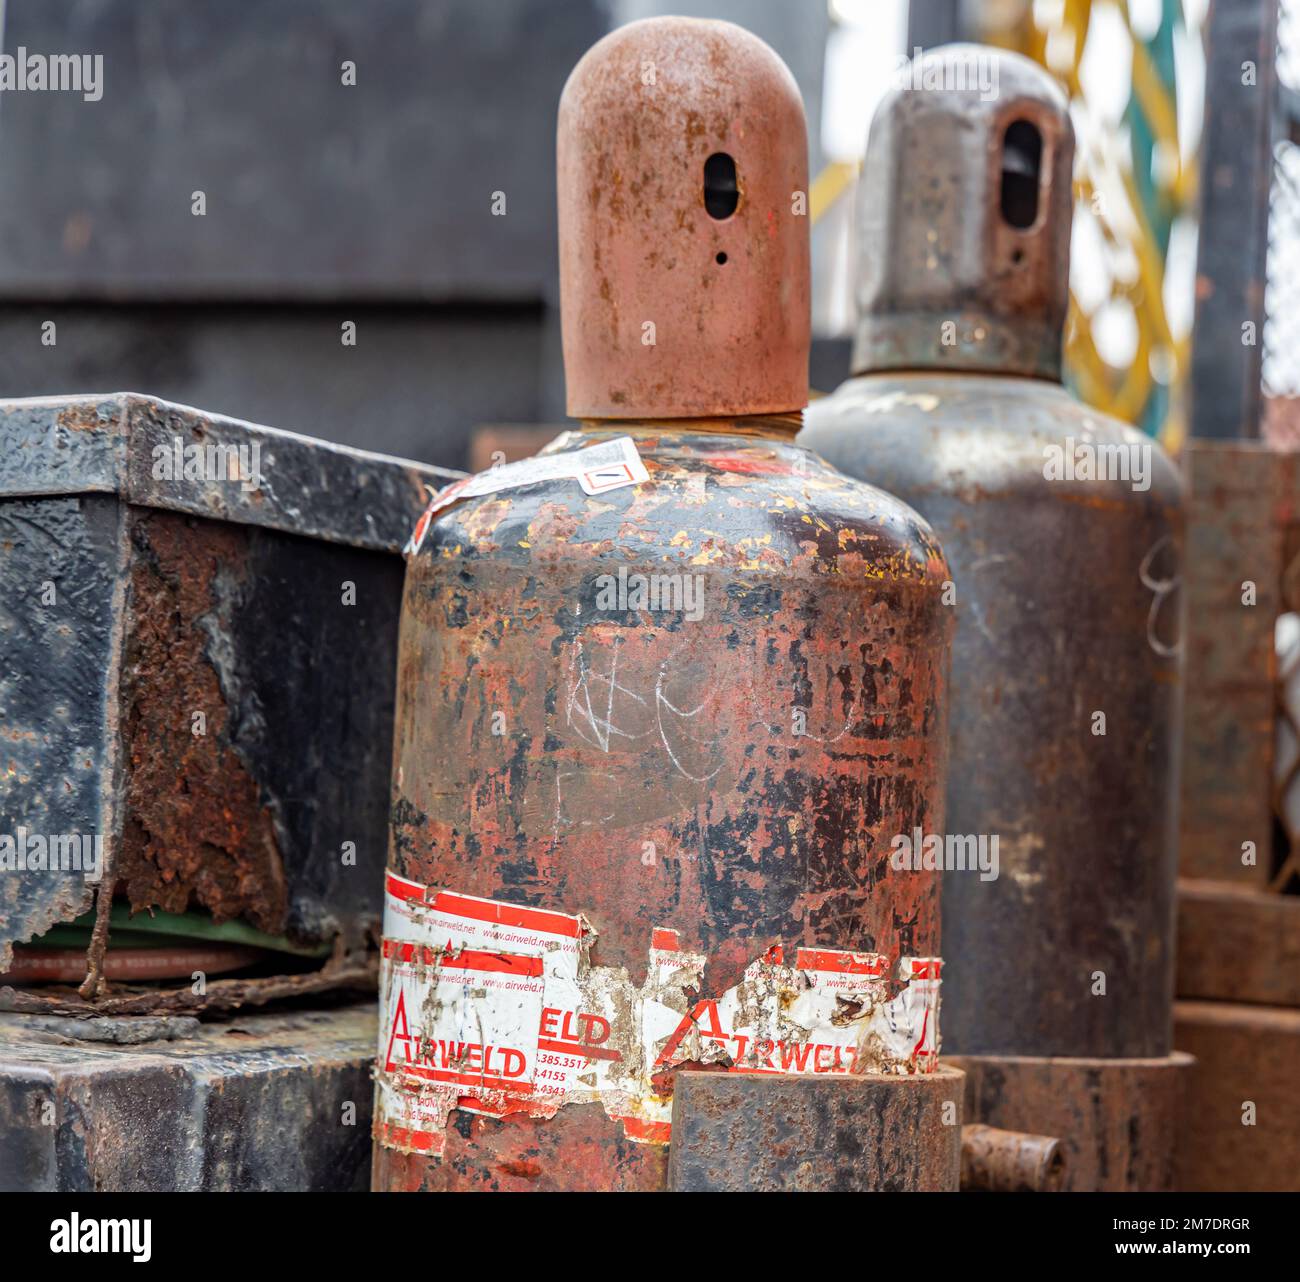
[0,0,607,303]
[1189,0,1280,438]
[906,0,961,51]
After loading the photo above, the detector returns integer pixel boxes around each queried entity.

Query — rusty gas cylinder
[372,17,953,1192]
[802,47,1184,1061]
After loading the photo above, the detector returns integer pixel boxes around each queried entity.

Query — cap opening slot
[704,152,739,220]
[1000,119,1042,230]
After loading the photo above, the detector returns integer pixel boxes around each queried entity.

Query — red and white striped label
[375,874,941,1155]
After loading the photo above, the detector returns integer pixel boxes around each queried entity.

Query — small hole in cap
[715,252,728,265]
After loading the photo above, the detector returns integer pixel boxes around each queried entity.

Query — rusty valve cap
[558,17,810,418]
[853,44,1074,381]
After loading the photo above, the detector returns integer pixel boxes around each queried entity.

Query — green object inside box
[25,903,331,958]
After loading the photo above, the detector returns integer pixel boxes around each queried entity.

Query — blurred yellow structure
[810,1,1198,446]
[985,0,1197,448]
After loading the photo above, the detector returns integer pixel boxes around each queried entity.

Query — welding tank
[372,17,954,1192]
[802,47,1184,1062]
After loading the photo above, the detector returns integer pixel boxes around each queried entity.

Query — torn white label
[405,436,648,555]
[375,874,942,1155]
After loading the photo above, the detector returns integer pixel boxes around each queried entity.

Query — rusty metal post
[1171,437,1300,1192]
[373,17,955,1191]
[667,1068,965,1192]
[801,46,1187,1189]
[1188,0,1279,440]
[1177,441,1281,885]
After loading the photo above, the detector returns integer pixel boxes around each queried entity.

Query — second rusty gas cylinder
[802,46,1184,1062]
[372,18,953,1192]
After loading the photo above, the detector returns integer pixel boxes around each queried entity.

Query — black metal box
[0,393,453,970]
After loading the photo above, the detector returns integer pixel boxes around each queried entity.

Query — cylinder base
[666,1066,964,1191]
[949,1053,1193,1191]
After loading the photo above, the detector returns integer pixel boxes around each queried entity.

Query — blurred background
[0,0,1289,469]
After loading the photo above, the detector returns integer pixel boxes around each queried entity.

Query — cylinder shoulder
[420,436,951,590]
[803,373,1185,509]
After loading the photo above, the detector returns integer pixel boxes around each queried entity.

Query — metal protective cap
[558,17,810,418]
[852,45,1075,381]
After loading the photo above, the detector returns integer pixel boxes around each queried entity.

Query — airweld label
[374,873,941,1155]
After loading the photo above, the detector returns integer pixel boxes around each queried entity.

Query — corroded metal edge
[0,392,464,552]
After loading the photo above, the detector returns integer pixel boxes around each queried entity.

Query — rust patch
[55,400,113,433]
[495,1158,542,1180]
[117,510,287,933]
